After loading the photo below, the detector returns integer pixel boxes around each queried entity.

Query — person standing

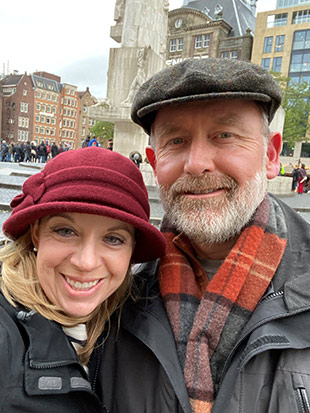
[297,163,307,194]
[97,58,310,413]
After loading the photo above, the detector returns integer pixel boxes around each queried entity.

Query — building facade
[0,72,96,150]
[252,2,310,161]
[32,72,62,147]
[1,73,34,144]
[77,87,97,148]
[166,0,255,65]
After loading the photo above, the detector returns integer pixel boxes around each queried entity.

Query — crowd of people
[0,140,65,163]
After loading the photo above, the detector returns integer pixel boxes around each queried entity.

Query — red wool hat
[3,147,166,263]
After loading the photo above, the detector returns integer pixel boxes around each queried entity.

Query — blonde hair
[0,230,133,365]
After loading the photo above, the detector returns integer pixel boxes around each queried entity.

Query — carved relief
[121,47,149,107]
[114,0,126,22]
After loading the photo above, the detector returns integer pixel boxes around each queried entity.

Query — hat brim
[135,92,272,135]
[3,202,166,263]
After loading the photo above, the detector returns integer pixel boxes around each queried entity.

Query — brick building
[1,73,34,143]
[0,72,97,149]
[32,72,62,146]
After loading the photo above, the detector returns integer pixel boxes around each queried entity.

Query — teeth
[65,277,99,290]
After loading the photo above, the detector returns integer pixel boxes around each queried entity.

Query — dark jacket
[0,293,106,412]
[98,196,310,413]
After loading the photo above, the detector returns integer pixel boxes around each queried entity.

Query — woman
[0,147,165,412]
[297,163,307,194]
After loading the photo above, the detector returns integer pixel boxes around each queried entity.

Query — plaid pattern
[159,196,287,412]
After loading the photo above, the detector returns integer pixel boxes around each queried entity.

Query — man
[97,58,310,413]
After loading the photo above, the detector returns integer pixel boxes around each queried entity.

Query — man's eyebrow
[154,123,183,139]
[214,113,242,126]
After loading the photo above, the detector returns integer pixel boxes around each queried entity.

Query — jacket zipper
[295,388,310,413]
[218,290,285,387]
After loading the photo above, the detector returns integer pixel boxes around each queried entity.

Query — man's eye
[219,132,233,139]
[172,137,183,145]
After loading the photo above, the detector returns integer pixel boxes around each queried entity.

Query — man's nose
[184,137,216,176]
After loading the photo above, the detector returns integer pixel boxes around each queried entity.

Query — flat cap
[131,58,282,135]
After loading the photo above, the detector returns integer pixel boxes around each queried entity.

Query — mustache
[160,174,238,197]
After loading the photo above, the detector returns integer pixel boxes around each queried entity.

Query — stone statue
[114,0,126,22]
[121,47,148,107]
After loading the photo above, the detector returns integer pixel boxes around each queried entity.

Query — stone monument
[89,0,169,162]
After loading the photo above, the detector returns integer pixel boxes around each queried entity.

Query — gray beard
[159,170,267,245]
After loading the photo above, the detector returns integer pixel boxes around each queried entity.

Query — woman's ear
[30,221,40,249]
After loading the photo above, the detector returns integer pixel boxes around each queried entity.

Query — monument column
[89,0,169,160]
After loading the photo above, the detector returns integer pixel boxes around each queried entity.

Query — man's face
[147,99,281,246]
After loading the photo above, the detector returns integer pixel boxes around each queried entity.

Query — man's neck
[191,236,239,261]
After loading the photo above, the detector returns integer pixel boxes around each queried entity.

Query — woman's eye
[104,235,124,245]
[54,227,75,237]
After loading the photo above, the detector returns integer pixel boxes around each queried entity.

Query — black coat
[97,197,310,413]
[0,293,106,412]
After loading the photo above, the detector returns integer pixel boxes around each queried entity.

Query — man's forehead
[153,99,261,135]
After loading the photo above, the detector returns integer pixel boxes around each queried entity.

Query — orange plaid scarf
[159,196,287,412]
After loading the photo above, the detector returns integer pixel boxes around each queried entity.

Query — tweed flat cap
[131,58,282,135]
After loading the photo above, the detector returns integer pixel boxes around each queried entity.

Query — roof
[1,74,23,86]
[181,0,256,36]
[32,74,62,93]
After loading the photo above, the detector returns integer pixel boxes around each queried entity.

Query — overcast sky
[1,0,275,98]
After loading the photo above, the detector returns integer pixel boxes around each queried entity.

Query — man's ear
[31,221,40,249]
[146,146,157,176]
[266,132,282,179]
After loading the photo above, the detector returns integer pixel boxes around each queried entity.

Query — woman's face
[31,212,135,318]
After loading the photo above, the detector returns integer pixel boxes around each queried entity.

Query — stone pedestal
[89,0,168,159]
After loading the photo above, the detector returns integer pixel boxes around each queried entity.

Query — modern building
[166,0,256,65]
[251,0,310,161]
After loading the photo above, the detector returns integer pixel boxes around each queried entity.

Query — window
[23,90,27,96]
[41,127,45,134]
[177,38,183,51]
[231,51,239,59]
[35,126,39,133]
[267,13,287,28]
[263,37,273,53]
[42,104,46,112]
[293,30,310,50]
[261,58,271,70]
[42,92,46,99]
[275,35,285,52]
[202,34,210,48]
[292,9,310,24]
[41,116,45,123]
[195,35,202,48]
[36,115,40,122]
[37,91,41,98]
[36,103,41,111]
[221,51,229,58]
[51,118,56,125]
[290,52,310,72]
[273,57,282,72]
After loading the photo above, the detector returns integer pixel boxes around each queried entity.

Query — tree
[281,79,310,146]
[272,72,310,146]
[90,121,114,146]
